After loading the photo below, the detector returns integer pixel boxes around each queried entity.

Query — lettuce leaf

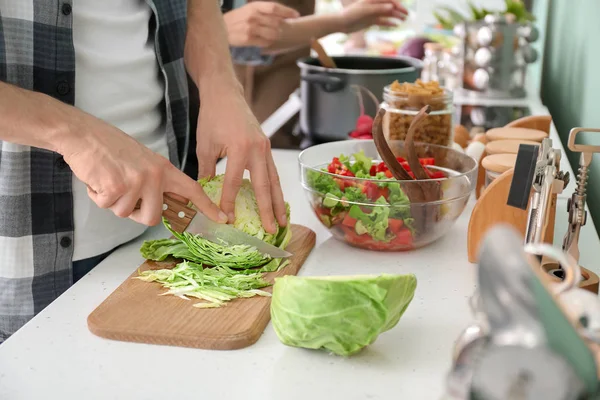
[348,197,391,241]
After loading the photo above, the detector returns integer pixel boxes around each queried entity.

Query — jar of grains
[382,80,454,147]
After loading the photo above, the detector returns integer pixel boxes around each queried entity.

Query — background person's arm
[224,0,407,56]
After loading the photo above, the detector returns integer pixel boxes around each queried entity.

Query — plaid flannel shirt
[0,0,268,343]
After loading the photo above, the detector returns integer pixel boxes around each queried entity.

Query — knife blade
[137,194,292,259]
[185,211,292,258]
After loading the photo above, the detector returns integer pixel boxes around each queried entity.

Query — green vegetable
[270,273,418,356]
[323,193,340,208]
[343,186,368,204]
[307,169,343,198]
[200,175,276,243]
[348,197,391,241]
[135,261,272,308]
[140,238,194,262]
[349,150,373,175]
[319,214,332,228]
[385,182,416,235]
[355,220,368,235]
[140,174,292,272]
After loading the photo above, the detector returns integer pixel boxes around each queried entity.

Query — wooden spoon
[372,107,443,237]
[310,38,337,69]
[372,108,413,181]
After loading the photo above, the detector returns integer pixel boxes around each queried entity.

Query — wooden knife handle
[134,194,197,233]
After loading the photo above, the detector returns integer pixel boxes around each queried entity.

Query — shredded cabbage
[135,261,272,308]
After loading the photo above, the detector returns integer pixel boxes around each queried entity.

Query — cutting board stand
[88,224,316,350]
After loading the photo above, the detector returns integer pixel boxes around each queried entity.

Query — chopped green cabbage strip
[270,273,417,356]
[135,261,272,308]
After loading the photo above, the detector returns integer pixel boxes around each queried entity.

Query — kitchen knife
[136,194,292,259]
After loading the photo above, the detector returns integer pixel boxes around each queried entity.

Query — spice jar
[481,153,517,188]
[485,127,547,142]
[421,42,443,82]
[485,139,540,155]
[382,80,454,146]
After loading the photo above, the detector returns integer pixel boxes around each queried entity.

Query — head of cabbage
[270,273,417,356]
[140,174,292,271]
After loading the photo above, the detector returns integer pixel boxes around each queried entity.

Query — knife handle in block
[134,194,197,233]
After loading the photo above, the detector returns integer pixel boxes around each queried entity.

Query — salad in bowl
[299,140,477,251]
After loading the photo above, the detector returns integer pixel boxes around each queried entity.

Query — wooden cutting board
[88,224,316,350]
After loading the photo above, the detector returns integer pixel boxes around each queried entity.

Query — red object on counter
[349,114,374,139]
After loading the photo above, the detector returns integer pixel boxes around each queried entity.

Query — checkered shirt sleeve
[0,0,190,342]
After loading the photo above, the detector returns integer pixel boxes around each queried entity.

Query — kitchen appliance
[507,137,569,245]
[445,225,599,399]
[562,128,600,264]
[297,55,422,142]
[542,128,600,293]
[87,225,316,350]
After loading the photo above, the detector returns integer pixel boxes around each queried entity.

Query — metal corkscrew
[507,137,569,246]
[562,128,600,264]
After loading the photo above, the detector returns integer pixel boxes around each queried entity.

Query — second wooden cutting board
[87,224,316,350]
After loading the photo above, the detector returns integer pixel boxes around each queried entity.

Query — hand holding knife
[134,194,292,259]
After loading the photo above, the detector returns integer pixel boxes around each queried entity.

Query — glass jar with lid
[382,80,454,147]
[485,127,547,142]
[481,153,517,188]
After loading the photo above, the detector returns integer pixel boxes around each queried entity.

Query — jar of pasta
[382,80,454,147]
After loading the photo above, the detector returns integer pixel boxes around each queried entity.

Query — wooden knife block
[468,168,598,294]
[468,168,548,262]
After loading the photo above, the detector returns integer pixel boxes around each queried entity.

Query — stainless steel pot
[297,55,422,141]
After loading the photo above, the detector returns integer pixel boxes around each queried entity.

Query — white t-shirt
[72,0,169,261]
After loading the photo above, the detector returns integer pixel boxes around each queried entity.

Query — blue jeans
[72,251,112,283]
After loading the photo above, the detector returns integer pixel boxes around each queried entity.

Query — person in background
[341,0,369,52]
[182,0,406,178]
[226,0,408,123]
[0,0,285,343]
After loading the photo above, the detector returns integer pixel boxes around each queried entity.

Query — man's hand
[61,113,228,227]
[224,2,300,47]
[195,87,286,235]
[339,0,408,33]
[185,0,286,234]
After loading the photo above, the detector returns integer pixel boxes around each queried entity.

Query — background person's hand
[340,0,408,33]
[195,89,286,235]
[61,113,227,227]
[224,2,300,48]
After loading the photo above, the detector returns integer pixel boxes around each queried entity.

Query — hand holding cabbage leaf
[140,175,292,272]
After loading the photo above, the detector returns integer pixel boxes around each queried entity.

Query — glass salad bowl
[299,140,478,251]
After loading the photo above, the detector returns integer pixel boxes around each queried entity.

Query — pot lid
[482,153,517,174]
[485,139,540,155]
[485,127,547,142]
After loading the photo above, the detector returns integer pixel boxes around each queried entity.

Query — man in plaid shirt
[0,0,289,343]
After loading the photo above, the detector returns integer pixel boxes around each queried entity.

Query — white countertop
[1,143,599,399]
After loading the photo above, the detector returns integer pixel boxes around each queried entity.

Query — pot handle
[301,74,345,93]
